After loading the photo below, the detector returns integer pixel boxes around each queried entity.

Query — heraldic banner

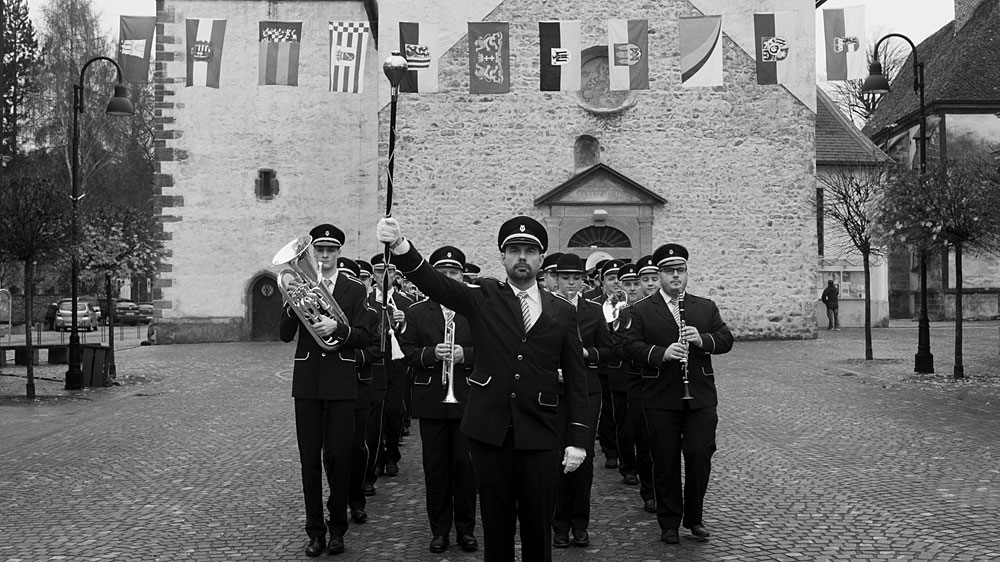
[468,22,510,94]
[259,21,302,86]
[186,18,228,88]
[823,6,866,81]
[539,20,581,92]
[679,15,723,88]
[330,21,370,93]
[118,16,156,84]
[608,19,649,91]
[399,21,439,93]
[753,12,796,86]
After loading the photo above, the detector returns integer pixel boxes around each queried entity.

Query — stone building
[865,0,1000,320]
[152,0,819,343]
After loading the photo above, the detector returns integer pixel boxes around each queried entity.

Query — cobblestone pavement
[2,323,999,561]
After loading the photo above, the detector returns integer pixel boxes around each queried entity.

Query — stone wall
[153,0,379,342]
[381,0,818,339]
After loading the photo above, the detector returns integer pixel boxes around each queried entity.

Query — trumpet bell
[273,235,314,267]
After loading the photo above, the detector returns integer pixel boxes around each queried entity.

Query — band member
[279,224,370,557]
[377,215,589,562]
[541,252,562,293]
[621,243,733,545]
[636,255,661,298]
[356,259,386,497]
[608,263,639,486]
[595,259,624,470]
[399,246,479,554]
[463,263,481,284]
[625,255,659,512]
[581,260,606,301]
[551,253,612,549]
[370,254,414,480]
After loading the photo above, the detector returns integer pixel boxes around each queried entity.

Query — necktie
[517,291,533,332]
[444,308,455,327]
[670,296,682,327]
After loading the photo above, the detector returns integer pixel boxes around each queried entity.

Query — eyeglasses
[661,267,687,275]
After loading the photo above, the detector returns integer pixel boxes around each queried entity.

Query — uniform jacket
[367,290,414,383]
[279,271,371,400]
[620,291,733,410]
[394,243,590,450]
[358,297,388,392]
[572,296,614,395]
[399,298,475,419]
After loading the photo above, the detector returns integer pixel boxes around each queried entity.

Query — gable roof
[816,87,891,166]
[864,0,1000,138]
[533,163,666,207]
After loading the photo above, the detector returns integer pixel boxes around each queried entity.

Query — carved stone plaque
[576,46,637,114]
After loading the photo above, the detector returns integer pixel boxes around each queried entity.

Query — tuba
[272,235,350,350]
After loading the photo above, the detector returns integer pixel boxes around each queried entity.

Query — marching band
[276,220,732,558]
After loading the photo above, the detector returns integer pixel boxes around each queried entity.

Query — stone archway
[249,274,282,341]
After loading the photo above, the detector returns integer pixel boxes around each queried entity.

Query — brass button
[514,374,520,380]
[517,355,523,360]
[510,392,516,398]
[321,353,327,357]
[521,337,527,343]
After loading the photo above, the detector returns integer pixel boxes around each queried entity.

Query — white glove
[377,218,402,246]
[562,446,587,473]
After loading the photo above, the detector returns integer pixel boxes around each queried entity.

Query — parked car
[137,302,154,324]
[54,299,99,331]
[113,299,143,326]
[79,297,103,324]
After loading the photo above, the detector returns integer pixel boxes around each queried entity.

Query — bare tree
[881,159,1000,379]
[816,162,890,359]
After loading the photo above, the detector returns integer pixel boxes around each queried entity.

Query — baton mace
[381,51,408,352]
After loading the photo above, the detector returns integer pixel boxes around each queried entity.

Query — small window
[256,169,279,200]
[569,226,631,248]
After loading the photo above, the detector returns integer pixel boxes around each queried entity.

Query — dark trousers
[364,389,386,483]
[295,398,355,539]
[419,418,477,538]
[611,389,636,477]
[597,372,618,461]
[826,307,839,329]
[628,395,654,502]
[383,377,406,464]
[469,430,561,562]
[348,404,370,511]
[644,406,718,531]
[553,392,601,533]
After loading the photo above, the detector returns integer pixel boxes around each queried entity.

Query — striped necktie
[443,308,455,327]
[517,291,533,332]
[669,296,682,326]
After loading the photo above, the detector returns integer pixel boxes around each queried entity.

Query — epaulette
[552,292,572,304]
[475,276,500,287]
[343,275,363,287]
[411,296,432,306]
[584,297,603,306]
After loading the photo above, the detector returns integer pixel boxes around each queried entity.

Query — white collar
[509,280,541,302]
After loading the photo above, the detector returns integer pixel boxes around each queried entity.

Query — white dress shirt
[510,281,542,326]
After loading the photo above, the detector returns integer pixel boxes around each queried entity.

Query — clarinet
[678,294,693,400]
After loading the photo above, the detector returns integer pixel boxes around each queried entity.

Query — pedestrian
[279,224,371,557]
[398,245,479,554]
[821,280,840,330]
[621,243,733,545]
[377,215,589,562]
[550,252,612,549]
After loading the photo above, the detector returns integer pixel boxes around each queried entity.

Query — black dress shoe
[328,536,345,555]
[350,507,368,524]
[362,481,376,496]
[305,536,326,557]
[623,474,639,485]
[457,534,478,552]
[571,529,590,547]
[643,499,656,513]
[661,529,679,544]
[688,524,710,538]
[384,462,399,476]
[604,457,619,469]
[429,535,449,553]
[553,532,571,548]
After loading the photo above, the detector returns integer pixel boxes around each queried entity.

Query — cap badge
[325,230,330,236]
[446,252,452,258]
[519,224,525,232]
[668,249,674,255]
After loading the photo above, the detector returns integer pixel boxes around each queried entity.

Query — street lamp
[65,57,134,390]
[862,33,933,374]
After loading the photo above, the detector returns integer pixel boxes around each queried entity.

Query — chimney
[955,0,995,34]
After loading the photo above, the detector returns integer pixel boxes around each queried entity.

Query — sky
[24,0,957,75]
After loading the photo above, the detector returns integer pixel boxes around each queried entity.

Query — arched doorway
[250,275,282,341]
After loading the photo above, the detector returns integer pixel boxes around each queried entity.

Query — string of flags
[116,8,866,93]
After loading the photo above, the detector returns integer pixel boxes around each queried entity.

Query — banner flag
[186,18,227,88]
[753,12,796,85]
[823,6,866,81]
[607,19,649,91]
[118,16,156,83]
[679,16,723,87]
[259,21,302,86]
[539,20,581,91]
[329,21,371,93]
[399,22,440,93]
[468,22,510,94]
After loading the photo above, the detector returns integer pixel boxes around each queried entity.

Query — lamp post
[379,51,407,353]
[862,33,933,374]
[65,57,134,390]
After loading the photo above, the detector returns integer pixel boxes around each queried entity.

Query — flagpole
[381,51,408,353]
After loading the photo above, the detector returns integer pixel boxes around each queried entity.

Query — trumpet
[273,235,350,350]
[441,311,459,404]
[677,294,693,401]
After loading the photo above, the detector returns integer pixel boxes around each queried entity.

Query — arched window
[568,226,631,248]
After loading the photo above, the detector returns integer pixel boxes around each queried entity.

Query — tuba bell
[272,235,350,350]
